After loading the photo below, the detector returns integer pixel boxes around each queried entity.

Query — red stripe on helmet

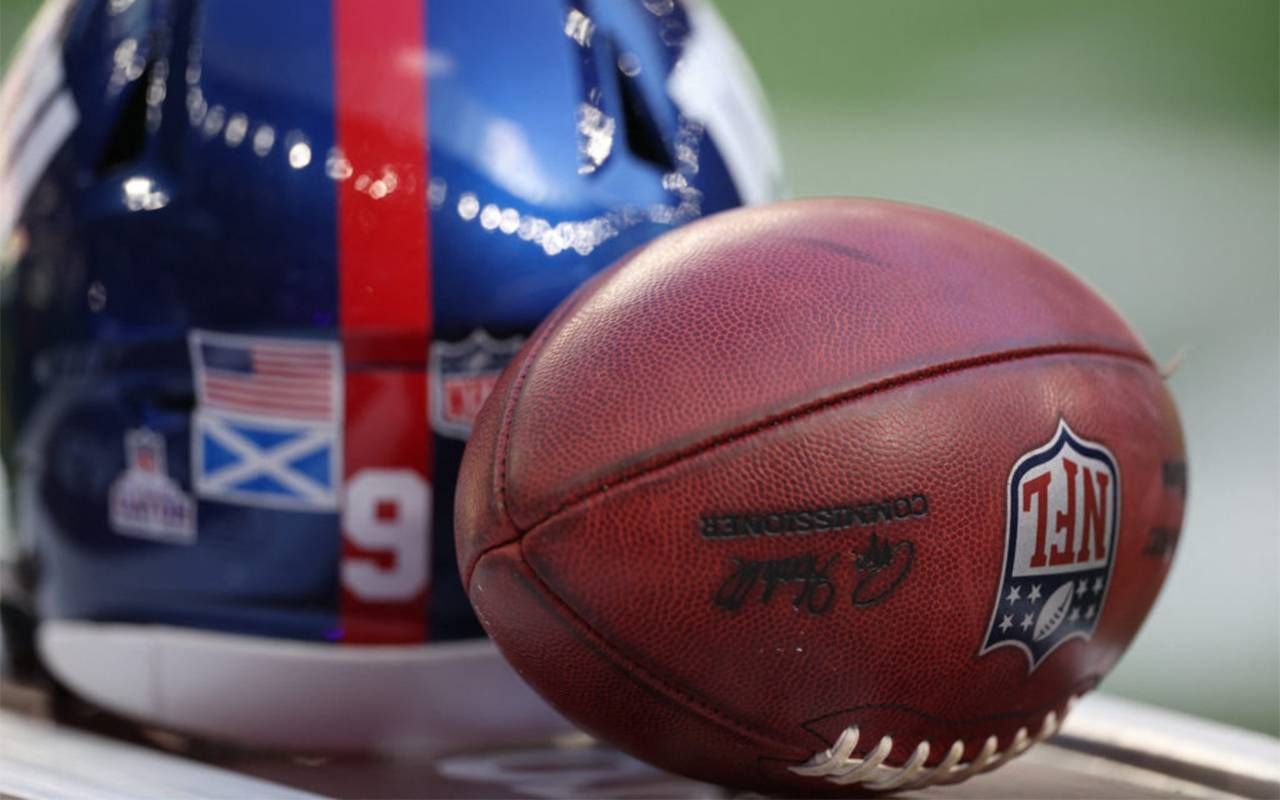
[334,0,432,644]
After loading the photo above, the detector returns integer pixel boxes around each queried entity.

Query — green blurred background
[2,0,1277,736]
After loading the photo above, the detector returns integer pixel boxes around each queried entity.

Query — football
[455,198,1186,793]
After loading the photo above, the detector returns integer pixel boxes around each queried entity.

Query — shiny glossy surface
[456,199,1183,792]
[1,0,780,648]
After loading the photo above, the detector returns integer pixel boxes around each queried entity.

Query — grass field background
[2,0,1277,736]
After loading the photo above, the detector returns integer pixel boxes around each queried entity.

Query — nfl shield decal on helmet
[980,419,1120,670]
[429,329,524,440]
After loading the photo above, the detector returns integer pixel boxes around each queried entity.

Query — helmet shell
[0,0,781,748]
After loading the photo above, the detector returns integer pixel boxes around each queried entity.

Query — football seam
[503,538,807,759]
[483,541,1089,777]
[486,343,1150,561]
[474,343,1143,776]
[490,277,595,562]
[798,683,1097,733]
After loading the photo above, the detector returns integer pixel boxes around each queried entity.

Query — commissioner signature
[712,533,914,615]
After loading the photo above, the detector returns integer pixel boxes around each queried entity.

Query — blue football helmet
[0,0,781,749]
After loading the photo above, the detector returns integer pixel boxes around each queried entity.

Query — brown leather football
[454,198,1185,794]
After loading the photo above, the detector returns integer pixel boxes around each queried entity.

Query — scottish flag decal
[979,420,1120,670]
[190,330,342,511]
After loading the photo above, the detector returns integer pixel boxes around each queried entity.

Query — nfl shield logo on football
[108,427,196,543]
[429,329,524,440]
[980,419,1120,670]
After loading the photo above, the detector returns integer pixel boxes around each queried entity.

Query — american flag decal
[191,330,341,421]
[189,330,343,511]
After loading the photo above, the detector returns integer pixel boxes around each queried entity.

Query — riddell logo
[979,420,1120,670]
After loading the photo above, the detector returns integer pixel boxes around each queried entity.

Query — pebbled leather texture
[455,198,1186,794]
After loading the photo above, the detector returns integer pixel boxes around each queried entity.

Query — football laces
[789,697,1076,791]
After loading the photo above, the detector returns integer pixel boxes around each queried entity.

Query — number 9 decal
[341,468,430,601]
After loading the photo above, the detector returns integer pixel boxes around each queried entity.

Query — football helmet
[0,0,781,749]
